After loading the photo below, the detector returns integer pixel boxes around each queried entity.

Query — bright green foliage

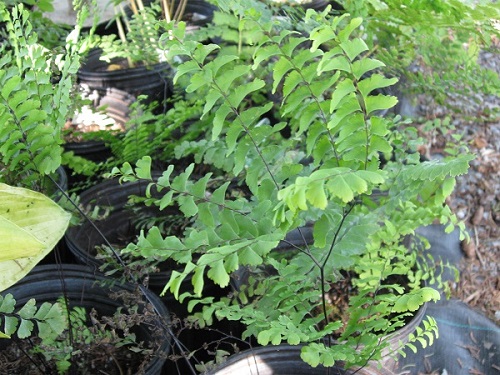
[0,294,66,340]
[2,0,54,12]
[2,0,79,50]
[109,2,472,369]
[114,98,207,167]
[400,316,439,355]
[277,168,385,210]
[0,3,82,189]
[108,157,285,297]
[344,0,500,112]
[99,3,165,67]
[393,288,441,313]
[192,0,274,58]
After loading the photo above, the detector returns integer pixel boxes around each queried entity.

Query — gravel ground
[410,44,500,325]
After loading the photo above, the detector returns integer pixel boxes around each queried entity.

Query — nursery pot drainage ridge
[64,87,136,162]
[77,49,172,108]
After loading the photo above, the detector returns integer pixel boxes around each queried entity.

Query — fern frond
[0,294,66,340]
[0,3,81,188]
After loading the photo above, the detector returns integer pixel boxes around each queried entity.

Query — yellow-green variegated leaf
[0,183,71,292]
[0,216,45,259]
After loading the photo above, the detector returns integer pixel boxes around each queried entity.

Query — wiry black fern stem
[348,350,379,375]
[46,175,122,267]
[318,202,356,333]
[51,172,188,373]
[46,175,129,356]
[139,284,199,375]
[209,78,281,190]
[54,263,76,355]
[351,74,372,170]
[336,41,373,171]
[278,235,319,268]
[318,265,331,342]
[322,202,356,269]
[52,250,77,357]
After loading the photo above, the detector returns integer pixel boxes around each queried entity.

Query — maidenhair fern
[109,2,471,370]
[0,294,66,340]
[109,156,284,297]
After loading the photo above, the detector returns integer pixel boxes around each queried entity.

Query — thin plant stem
[116,5,135,68]
[161,0,171,22]
[172,0,188,23]
[129,0,138,14]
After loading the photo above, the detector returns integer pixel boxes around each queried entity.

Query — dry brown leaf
[474,137,488,148]
[461,239,476,259]
[471,206,484,226]
[107,64,123,71]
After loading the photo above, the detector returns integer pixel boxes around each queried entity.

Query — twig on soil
[473,227,486,268]
[464,289,481,304]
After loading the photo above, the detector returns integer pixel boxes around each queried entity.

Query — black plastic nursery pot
[204,344,384,375]
[64,87,136,163]
[177,0,218,28]
[64,177,158,269]
[126,0,217,29]
[64,177,235,315]
[302,0,339,11]
[0,264,171,375]
[64,178,250,373]
[77,49,172,111]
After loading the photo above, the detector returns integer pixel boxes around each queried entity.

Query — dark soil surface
[0,338,147,375]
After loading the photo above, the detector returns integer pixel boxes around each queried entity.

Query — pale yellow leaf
[0,183,71,292]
